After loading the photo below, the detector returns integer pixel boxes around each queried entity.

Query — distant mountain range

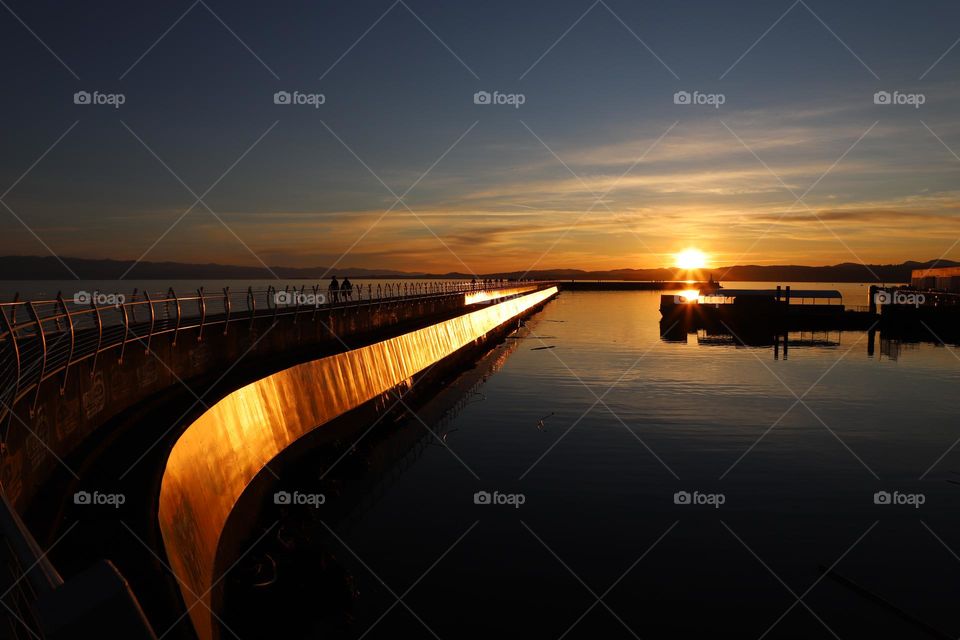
[1,255,956,283]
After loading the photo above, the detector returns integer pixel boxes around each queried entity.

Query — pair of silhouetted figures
[327,276,353,303]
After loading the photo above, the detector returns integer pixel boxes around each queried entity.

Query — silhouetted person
[342,278,353,301]
[328,276,339,303]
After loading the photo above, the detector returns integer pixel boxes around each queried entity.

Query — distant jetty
[559,280,714,291]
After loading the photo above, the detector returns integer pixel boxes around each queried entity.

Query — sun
[675,248,708,270]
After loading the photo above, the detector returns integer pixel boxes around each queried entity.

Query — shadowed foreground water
[227,287,960,639]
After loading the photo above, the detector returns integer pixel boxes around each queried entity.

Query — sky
[2,0,960,275]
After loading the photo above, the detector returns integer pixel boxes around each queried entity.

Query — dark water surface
[233,287,960,639]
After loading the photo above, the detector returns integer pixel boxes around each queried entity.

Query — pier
[0,281,558,639]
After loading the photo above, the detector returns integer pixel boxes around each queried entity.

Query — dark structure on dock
[660,286,875,333]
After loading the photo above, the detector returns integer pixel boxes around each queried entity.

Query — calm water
[227,285,960,639]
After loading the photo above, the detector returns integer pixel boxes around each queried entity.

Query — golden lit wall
[464,285,536,305]
[158,286,557,640]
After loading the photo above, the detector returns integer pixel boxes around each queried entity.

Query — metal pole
[247,286,256,329]
[144,291,155,354]
[56,292,74,395]
[223,287,231,335]
[196,287,206,342]
[0,307,21,441]
[90,294,103,376]
[168,287,181,346]
[119,301,130,364]
[25,302,46,417]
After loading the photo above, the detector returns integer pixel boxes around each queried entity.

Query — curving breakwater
[158,286,557,640]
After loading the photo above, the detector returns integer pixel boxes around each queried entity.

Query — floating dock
[660,285,877,333]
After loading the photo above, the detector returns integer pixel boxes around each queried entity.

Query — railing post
[247,286,256,329]
[144,291,155,354]
[130,288,138,323]
[196,287,206,342]
[168,287,181,346]
[0,304,21,441]
[119,302,130,364]
[56,292,75,396]
[25,302,46,417]
[90,292,103,376]
[223,287,231,335]
[312,285,321,321]
[270,286,281,323]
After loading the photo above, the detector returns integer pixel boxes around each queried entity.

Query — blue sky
[2,0,960,273]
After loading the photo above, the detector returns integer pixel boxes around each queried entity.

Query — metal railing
[0,280,546,437]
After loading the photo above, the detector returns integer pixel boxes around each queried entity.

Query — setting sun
[675,248,708,270]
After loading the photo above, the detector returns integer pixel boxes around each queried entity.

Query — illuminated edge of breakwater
[464,285,536,305]
[158,286,558,640]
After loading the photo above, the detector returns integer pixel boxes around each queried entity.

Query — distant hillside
[503,260,960,284]
[0,255,955,283]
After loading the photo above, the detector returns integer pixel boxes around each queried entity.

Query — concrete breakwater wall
[158,286,558,640]
[4,293,484,513]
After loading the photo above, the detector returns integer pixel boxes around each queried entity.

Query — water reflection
[221,287,960,639]
[220,329,525,638]
[661,318,958,361]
